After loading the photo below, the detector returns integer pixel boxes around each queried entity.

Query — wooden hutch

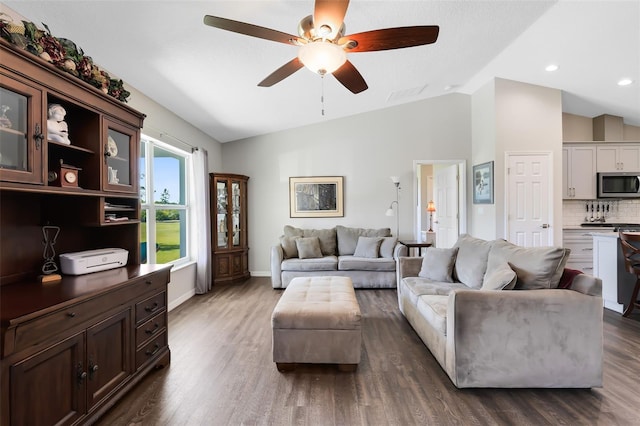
[210,173,250,284]
[0,40,171,425]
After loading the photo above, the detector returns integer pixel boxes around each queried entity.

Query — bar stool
[618,231,640,317]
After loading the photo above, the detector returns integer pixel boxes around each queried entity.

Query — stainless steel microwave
[597,172,640,198]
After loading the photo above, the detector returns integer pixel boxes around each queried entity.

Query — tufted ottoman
[271,276,362,372]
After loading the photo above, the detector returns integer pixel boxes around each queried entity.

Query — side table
[398,240,433,257]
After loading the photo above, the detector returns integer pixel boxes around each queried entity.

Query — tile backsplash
[563,199,640,226]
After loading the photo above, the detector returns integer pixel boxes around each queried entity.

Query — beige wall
[221,94,472,275]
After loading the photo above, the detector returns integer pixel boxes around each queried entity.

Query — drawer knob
[67,312,77,318]
[145,302,159,313]
[145,343,161,357]
[145,323,160,335]
[145,280,153,285]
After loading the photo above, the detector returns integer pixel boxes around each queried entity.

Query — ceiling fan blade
[339,26,439,53]
[258,58,305,87]
[204,15,302,46]
[332,60,368,94]
[314,0,350,39]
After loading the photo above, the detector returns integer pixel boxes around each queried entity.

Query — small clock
[51,163,81,188]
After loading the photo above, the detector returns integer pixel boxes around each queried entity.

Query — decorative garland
[0,16,130,102]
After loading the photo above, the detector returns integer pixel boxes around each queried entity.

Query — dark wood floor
[97,277,640,425]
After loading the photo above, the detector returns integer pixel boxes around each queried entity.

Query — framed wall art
[289,176,344,217]
[473,161,494,204]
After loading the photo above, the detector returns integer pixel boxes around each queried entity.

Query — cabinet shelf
[48,140,95,154]
[0,127,25,137]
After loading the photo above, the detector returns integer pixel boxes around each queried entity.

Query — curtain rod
[144,125,199,152]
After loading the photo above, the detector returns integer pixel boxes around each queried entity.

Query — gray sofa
[271,225,408,288]
[398,234,603,388]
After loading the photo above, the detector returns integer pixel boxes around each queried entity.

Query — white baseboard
[168,288,196,312]
[250,270,271,277]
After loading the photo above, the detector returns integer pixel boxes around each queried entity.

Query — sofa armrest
[569,274,602,297]
[397,256,423,279]
[393,242,408,260]
[270,245,284,288]
[446,289,603,388]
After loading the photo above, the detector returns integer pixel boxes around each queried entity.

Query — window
[140,135,191,265]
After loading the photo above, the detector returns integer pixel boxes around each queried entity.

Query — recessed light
[545,64,559,72]
[618,78,633,86]
[443,85,458,91]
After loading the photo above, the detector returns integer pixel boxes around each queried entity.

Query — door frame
[504,151,554,246]
[413,159,467,242]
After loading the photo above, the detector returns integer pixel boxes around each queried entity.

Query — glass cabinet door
[216,180,228,248]
[0,79,44,184]
[103,118,138,193]
[232,181,241,246]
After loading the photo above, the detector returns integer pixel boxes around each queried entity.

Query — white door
[434,164,459,248]
[506,153,552,247]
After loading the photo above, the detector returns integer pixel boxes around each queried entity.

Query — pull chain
[321,74,325,116]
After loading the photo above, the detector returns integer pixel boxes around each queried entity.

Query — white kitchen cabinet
[592,233,624,313]
[562,145,596,199]
[596,144,640,172]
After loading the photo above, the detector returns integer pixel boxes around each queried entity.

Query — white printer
[60,248,128,275]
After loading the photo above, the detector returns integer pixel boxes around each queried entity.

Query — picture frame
[289,176,344,218]
[473,161,494,204]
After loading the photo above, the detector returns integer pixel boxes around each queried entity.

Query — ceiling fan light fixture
[298,41,347,75]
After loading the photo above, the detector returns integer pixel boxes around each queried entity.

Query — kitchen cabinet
[1,264,171,425]
[562,145,596,199]
[593,233,625,313]
[210,173,250,284]
[596,144,640,172]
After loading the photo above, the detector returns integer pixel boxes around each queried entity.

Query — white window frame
[140,134,192,267]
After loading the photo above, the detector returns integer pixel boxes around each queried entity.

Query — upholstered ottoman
[271,276,362,372]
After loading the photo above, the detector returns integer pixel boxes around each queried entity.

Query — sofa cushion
[401,277,469,306]
[417,295,449,336]
[281,256,338,271]
[379,237,397,258]
[338,256,396,272]
[418,247,459,283]
[296,237,323,259]
[353,236,383,258]
[453,234,494,288]
[284,225,337,256]
[481,262,517,291]
[485,239,570,290]
[336,225,391,255]
[279,235,300,259]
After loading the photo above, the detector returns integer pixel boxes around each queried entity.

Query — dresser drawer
[135,331,167,369]
[135,311,166,348]
[13,296,107,354]
[135,291,166,324]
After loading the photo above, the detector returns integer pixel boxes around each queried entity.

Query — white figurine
[47,103,71,144]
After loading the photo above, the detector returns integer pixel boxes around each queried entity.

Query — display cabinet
[210,173,250,284]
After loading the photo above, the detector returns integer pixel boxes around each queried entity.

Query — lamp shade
[298,41,347,75]
[427,200,436,212]
[385,208,395,217]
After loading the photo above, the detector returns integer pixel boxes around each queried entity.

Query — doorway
[413,160,467,248]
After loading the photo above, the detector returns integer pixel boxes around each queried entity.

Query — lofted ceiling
[3,1,639,143]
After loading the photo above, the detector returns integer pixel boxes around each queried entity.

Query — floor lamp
[427,200,436,232]
[385,176,401,237]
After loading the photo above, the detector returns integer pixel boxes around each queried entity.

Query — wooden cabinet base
[0,264,172,426]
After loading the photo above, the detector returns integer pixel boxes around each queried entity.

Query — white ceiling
[4,1,639,143]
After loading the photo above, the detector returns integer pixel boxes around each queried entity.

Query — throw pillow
[453,234,494,289]
[418,247,459,283]
[484,239,570,290]
[379,237,397,258]
[285,226,337,256]
[336,225,391,255]
[481,262,517,291]
[279,236,300,259]
[353,236,383,258]
[295,237,323,259]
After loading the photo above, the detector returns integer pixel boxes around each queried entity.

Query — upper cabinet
[563,145,596,199]
[0,76,44,184]
[103,118,139,194]
[596,145,640,172]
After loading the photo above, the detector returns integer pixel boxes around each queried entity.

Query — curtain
[190,148,212,294]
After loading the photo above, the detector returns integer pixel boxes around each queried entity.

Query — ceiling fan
[203,0,439,94]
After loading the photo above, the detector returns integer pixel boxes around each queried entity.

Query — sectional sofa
[397,234,603,388]
[270,225,408,288]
